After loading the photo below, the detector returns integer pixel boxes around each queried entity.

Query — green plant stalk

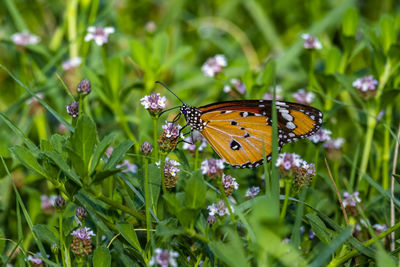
[328,220,400,266]
[194,146,199,170]
[218,183,238,234]
[357,110,377,187]
[153,118,159,162]
[115,104,138,152]
[279,179,291,221]
[59,211,66,266]
[160,153,167,194]
[382,107,392,189]
[67,0,78,58]
[144,157,152,245]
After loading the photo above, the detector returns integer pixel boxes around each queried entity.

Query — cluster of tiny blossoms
[182,131,207,154]
[84,26,115,46]
[223,78,246,96]
[276,153,315,190]
[263,85,283,101]
[158,122,184,152]
[11,31,40,46]
[352,75,378,99]
[292,89,315,104]
[222,174,239,196]
[149,248,179,267]
[156,158,181,189]
[309,128,345,160]
[245,186,260,199]
[141,93,167,115]
[70,227,96,255]
[208,200,232,217]
[342,191,361,216]
[301,34,322,50]
[201,158,225,179]
[201,54,227,77]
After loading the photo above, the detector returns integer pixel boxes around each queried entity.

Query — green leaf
[33,224,59,245]
[325,46,342,74]
[131,39,148,70]
[43,151,82,186]
[342,7,359,37]
[306,213,331,244]
[106,57,123,98]
[256,59,276,92]
[0,112,38,153]
[104,140,133,169]
[11,146,48,178]
[116,222,142,252]
[184,170,207,209]
[89,134,115,175]
[310,226,352,267]
[91,169,121,184]
[377,248,396,267]
[161,46,192,71]
[209,228,249,267]
[50,134,67,155]
[380,14,396,54]
[152,31,169,69]
[71,115,98,178]
[148,164,161,211]
[93,246,111,267]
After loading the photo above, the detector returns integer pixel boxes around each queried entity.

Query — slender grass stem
[160,153,167,195]
[67,0,78,58]
[390,123,400,251]
[153,118,159,162]
[144,157,152,245]
[59,211,66,266]
[279,179,291,221]
[358,111,377,188]
[218,183,238,234]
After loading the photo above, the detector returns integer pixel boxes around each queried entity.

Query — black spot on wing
[230,139,241,150]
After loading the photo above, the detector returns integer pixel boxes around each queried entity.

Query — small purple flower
[41,195,56,213]
[77,78,91,95]
[352,75,378,92]
[224,79,246,94]
[161,122,184,139]
[301,34,322,50]
[182,131,207,153]
[163,159,180,177]
[207,200,232,217]
[245,186,260,199]
[62,57,82,71]
[141,93,167,115]
[27,252,48,265]
[201,158,225,178]
[276,153,302,170]
[308,230,316,239]
[222,174,239,190]
[141,141,153,155]
[201,54,227,77]
[263,85,283,101]
[292,89,315,104]
[342,192,361,208]
[116,160,138,173]
[106,146,114,158]
[11,31,40,46]
[323,138,345,150]
[149,248,179,267]
[71,227,96,240]
[145,21,157,33]
[84,26,115,46]
[301,161,315,176]
[66,101,79,117]
[308,128,331,143]
[373,224,388,234]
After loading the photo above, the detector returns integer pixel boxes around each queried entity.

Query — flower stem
[328,220,400,266]
[160,153,167,194]
[279,179,291,221]
[144,157,152,245]
[66,0,78,58]
[218,183,237,234]
[153,118,159,162]
[59,211,66,266]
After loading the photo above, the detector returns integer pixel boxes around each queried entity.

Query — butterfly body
[180,100,323,169]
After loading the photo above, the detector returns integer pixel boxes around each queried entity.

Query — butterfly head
[180,104,207,131]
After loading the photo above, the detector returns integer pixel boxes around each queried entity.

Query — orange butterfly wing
[182,100,322,168]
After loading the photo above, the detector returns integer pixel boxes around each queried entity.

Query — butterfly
[157,82,323,168]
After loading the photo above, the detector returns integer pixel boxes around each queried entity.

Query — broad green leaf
[11,146,48,178]
[106,57,123,97]
[89,133,115,175]
[91,169,121,184]
[380,14,396,53]
[209,228,249,267]
[104,140,134,169]
[377,248,396,267]
[152,31,168,69]
[184,170,207,209]
[306,213,331,244]
[325,46,342,74]
[50,134,67,155]
[71,115,98,178]
[342,7,359,37]
[148,164,161,211]
[43,151,82,186]
[33,224,59,245]
[116,222,142,252]
[310,226,352,267]
[93,246,111,267]
[131,39,148,70]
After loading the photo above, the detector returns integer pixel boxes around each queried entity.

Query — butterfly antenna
[155,81,185,105]
[158,106,180,117]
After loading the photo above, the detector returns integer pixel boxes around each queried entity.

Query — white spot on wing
[286,121,296,129]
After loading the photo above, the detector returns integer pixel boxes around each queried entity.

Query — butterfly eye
[181,109,187,115]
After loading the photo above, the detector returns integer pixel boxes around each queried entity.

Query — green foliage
[0,0,400,266]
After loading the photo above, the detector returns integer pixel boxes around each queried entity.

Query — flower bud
[207,215,216,226]
[140,141,153,156]
[76,206,87,221]
[66,101,79,117]
[55,195,65,210]
[77,78,91,95]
